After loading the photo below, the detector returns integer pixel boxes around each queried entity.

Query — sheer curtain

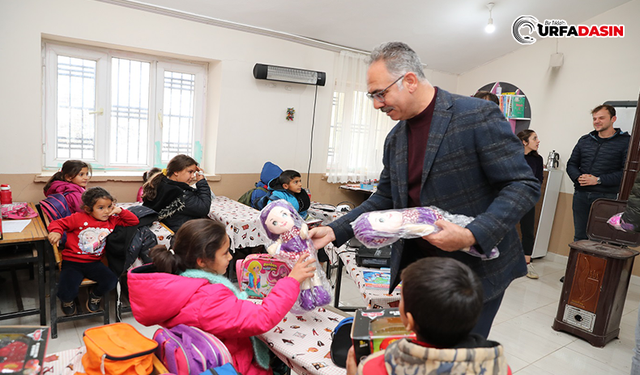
[326,51,396,183]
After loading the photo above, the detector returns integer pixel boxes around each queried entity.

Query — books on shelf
[498,94,526,119]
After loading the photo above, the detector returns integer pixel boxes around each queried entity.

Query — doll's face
[266,207,295,235]
[368,211,403,233]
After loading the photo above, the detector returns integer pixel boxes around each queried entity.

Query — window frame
[43,41,207,171]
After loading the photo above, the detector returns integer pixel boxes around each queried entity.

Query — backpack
[199,363,240,375]
[153,324,232,375]
[330,317,354,368]
[238,162,282,209]
[79,323,158,375]
[40,192,72,247]
[235,254,291,298]
[238,186,269,208]
[40,193,71,222]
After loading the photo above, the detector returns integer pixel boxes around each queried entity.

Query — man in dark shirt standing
[310,42,540,338]
[567,104,629,242]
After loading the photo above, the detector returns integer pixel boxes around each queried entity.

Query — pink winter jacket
[44,180,86,213]
[127,265,301,375]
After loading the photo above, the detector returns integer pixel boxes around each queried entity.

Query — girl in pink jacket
[128,218,316,375]
[43,160,92,213]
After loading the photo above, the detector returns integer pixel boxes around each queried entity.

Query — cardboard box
[351,308,414,363]
[0,326,49,374]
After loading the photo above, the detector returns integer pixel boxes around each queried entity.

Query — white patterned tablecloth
[258,304,347,375]
[208,196,268,251]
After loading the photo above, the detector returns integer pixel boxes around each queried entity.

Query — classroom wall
[457,0,640,270]
[0,0,457,205]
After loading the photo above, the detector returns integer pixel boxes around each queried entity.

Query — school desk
[208,196,268,251]
[257,303,348,375]
[0,202,47,325]
[327,243,401,311]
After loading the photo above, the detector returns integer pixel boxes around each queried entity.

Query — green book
[511,95,526,118]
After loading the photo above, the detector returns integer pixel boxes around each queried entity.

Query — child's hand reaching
[111,206,123,216]
[288,254,316,283]
[48,232,61,247]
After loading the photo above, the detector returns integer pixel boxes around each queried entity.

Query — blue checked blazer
[329,88,541,301]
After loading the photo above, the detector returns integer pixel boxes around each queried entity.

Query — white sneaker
[527,263,539,279]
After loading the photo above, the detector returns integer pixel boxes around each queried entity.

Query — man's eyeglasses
[366,75,405,103]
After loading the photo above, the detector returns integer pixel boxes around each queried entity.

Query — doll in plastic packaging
[259,200,332,311]
[351,207,499,260]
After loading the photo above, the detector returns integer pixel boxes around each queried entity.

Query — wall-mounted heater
[253,63,326,86]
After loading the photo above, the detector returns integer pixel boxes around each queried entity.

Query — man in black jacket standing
[567,104,630,242]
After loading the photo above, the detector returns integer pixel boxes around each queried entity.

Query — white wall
[457,0,640,194]
[0,0,457,176]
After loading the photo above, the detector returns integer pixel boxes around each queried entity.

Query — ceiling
[103,0,631,75]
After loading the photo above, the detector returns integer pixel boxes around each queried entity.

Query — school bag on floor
[153,324,232,375]
[235,254,291,298]
[78,322,158,375]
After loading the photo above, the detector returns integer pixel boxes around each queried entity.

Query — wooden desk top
[0,203,48,244]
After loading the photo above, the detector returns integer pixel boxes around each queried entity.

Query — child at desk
[127,218,316,375]
[47,187,139,315]
[136,167,161,203]
[43,160,92,213]
[346,257,511,375]
[266,170,310,219]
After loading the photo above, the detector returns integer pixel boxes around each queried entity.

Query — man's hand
[346,346,358,375]
[48,232,61,247]
[308,226,336,250]
[423,220,476,251]
[578,174,598,186]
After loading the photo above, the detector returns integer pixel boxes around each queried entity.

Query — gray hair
[369,42,426,81]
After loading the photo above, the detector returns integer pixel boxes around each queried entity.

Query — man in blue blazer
[310,42,540,338]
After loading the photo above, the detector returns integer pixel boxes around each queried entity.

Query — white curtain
[326,51,396,183]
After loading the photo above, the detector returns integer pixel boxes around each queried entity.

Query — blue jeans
[572,190,617,241]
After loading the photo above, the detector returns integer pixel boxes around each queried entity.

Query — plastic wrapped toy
[608,212,637,232]
[259,200,332,312]
[351,207,499,260]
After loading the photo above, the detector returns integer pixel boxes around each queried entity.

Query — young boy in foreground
[346,257,511,375]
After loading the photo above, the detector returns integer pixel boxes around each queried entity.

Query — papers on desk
[1,219,31,233]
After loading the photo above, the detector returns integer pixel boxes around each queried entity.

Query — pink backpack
[235,254,291,298]
[153,324,232,375]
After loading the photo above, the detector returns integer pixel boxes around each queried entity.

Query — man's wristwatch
[597,177,602,185]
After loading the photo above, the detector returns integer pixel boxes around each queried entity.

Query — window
[326,51,395,183]
[43,42,206,170]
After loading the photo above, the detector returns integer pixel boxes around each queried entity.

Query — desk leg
[37,242,46,326]
[47,244,58,339]
[333,257,343,309]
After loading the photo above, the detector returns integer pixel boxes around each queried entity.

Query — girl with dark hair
[142,154,213,232]
[516,129,543,279]
[127,218,316,375]
[47,187,139,315]
[43,160,92,213]
[136,167,161,203]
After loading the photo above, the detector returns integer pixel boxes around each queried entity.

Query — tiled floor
[1,253,638,374]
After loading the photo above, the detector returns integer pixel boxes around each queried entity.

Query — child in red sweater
[48,187,139,315]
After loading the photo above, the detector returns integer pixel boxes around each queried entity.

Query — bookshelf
[477,81,531,134]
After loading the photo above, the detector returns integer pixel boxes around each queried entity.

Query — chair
[37,204,110,339]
